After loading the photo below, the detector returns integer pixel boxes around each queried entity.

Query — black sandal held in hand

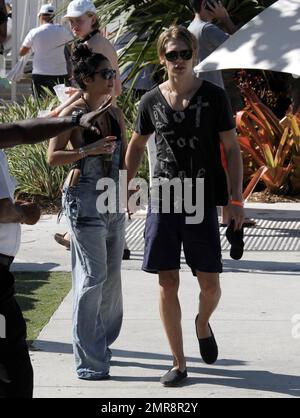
[195,315,218,365]
[225,219,245,260]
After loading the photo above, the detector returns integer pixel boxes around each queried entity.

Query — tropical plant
[0,95,69,200]
[117,90,138,130]
[235,70,293,119]
[280,113,300,193]
[7,142,69,199]
[236,88,295,193]
[0,94,58,122]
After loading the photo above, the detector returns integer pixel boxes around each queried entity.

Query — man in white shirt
[19,4,73,97]
[0,100,113,398]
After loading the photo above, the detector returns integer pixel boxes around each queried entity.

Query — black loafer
[225,219,244,260]
[160,368,188,387]
[195,315,218,365]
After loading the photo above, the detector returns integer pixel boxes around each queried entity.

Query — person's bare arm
[220,128,245,229]
[19,46,31,56]
[112,58,122,98]
[50,90,82,117]
[114,107,127,167]
[0,117,79,149]
[0,98,113,149]
[125,132,151,182]
[104,42,122,98]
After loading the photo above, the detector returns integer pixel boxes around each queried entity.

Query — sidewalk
[13,203,300,398]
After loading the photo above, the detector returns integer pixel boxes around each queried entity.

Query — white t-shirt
[22,23,73,76]
[0,150,21,257]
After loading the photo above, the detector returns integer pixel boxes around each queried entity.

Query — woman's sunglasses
[94,69,117,80]
[164,49,193,62]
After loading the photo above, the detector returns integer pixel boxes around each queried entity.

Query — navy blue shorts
[142,208,222,276]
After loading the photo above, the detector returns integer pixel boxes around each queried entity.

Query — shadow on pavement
[111,360,300,397]
[31,342,300,397]
[223,259,300,274]
[12,263,60,272]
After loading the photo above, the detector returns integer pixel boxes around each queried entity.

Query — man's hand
[206,0,229,20]
[226,204,245,231]
[78,96,112,134]
[205,0,236,34]
[16,201,41,225]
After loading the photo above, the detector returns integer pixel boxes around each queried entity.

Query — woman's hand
[84,136,117,156]
[65,87,80,97]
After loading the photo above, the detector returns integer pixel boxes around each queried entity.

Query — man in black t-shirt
[125,25,245,387]
[135,75,235,209]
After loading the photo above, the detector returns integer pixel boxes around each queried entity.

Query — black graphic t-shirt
[135,81,235,208]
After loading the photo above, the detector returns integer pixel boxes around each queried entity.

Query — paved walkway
[13,203,300,398]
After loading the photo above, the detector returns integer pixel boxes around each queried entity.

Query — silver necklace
[166,83,191,110]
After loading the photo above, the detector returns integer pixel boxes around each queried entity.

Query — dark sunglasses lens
[165,51,178,62]
[180,50,193,60]
[165,50,193,62]
[100,70,116,80]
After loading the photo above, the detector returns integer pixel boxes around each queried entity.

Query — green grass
[14,272,72,345]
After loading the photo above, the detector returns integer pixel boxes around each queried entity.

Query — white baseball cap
[64,0,97,19]
[38,4,55,16]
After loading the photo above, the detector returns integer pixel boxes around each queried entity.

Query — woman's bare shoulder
[88,33,116,57]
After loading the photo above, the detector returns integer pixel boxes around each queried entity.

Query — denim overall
[62,113,125,380]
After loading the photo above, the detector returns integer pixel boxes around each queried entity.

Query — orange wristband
[230,200,244,208]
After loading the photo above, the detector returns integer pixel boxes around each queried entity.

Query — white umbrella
[194,0,300,77]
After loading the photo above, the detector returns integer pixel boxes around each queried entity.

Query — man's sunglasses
[164,49,193,62]
[94,69,117,80]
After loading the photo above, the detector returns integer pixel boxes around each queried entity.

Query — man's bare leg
[196,272,221,338]
[159,270,186,372]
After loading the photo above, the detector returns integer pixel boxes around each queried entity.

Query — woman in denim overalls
[48,44,127,380]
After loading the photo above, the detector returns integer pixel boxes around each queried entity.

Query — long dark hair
[72,44,109,90]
